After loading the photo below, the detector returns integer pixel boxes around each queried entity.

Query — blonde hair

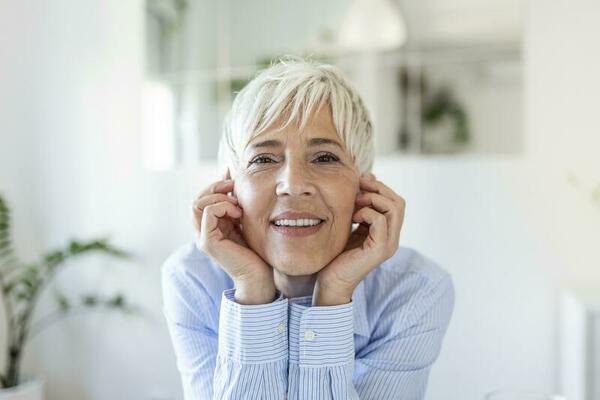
[218,55,374,175]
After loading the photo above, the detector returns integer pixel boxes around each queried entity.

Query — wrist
[234,278,276,305]
[312,280,353,306]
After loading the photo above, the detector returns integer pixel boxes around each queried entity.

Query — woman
[162,56,455,400]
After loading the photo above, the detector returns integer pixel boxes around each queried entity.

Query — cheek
[325,180,359,221]
[234,178,270,225]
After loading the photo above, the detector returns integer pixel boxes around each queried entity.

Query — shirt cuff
[218,288,288,363]
[288,296,355,367]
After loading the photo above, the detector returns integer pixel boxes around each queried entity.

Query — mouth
[270,219,325,237]
[269,209,327,237]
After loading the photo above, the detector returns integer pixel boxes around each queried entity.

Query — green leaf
[0,194,16,268]
[82,295,98,306]
[68,241,82,253]
[53,291,70,312]
[3,281,14,294]
[0,239,11,252]
[65,238,132,259]
[44,250,65,267]
[107,293,125,308]
[15,289,32,301]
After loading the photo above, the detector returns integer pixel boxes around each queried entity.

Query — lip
[270,211,324,222]
[270,211,326,238]
[270,220,325,237]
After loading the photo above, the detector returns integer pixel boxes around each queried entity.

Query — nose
[275,158,316,197]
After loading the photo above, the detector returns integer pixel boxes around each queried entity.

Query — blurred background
[1,0,599,399]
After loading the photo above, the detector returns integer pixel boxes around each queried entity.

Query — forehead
[246,105,342,151]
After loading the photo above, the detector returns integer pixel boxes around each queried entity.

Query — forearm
[214,288,289,399]
[287,296,358,400]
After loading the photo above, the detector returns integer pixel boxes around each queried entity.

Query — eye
[249,155,277,165]
[314,152,339,163]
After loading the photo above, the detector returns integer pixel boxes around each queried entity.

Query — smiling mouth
[270,220,325,237]
[271,218,324,228]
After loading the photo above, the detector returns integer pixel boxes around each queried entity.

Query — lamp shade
[337,0,408,51]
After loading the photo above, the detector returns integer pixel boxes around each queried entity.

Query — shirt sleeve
[162,265,290,400]
[288,296,356,399]
[161,267,220,399]
[354,274,455,399]
[214,288,289,399]
[287,275,455,400]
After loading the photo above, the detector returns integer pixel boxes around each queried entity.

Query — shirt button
[277,323,285,333]
[304,330,316,340]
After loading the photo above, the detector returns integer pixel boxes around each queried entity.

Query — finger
[359,176,403,203]
[359,176,380,193]
[356,191,398,236]
[358,175,405,249]
[356,192,395,216]
[192,192,238,215]
[198,180,234,198]
[352,206,387,247]
[358,190,405,218]
[387,196,405,247]
[192,193,239,232]
[193,193,238,211]
[200,202,242,241]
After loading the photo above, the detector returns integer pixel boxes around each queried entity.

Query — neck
[273,269,317,299]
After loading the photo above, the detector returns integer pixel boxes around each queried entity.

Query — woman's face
[231,105,360,276]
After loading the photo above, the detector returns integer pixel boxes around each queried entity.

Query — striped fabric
[161,241,455,399]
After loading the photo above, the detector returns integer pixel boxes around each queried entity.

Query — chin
[270,256,325,276]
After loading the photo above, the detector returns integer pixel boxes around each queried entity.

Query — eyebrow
[248,137,343,151]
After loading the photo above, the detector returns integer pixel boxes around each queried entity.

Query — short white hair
[218,55,374,175]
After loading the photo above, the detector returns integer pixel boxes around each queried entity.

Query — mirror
[143,0,523,169]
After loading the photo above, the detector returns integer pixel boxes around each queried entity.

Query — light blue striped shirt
[161,241,455,399]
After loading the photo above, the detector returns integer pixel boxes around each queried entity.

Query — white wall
[373,155,559,399]
[5,0,600,399]
[0,0,44,261]
[522,0,600,398]
[0,1,189,399]
[520,0,600,288]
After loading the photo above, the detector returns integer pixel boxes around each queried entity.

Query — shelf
[148,42,521,86]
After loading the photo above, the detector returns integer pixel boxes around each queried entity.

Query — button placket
[299,309,309,361]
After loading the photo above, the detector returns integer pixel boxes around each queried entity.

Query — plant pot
[0,375,44,400]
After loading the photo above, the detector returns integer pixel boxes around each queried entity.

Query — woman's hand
[313,173,406,306]
[192,170,276,305]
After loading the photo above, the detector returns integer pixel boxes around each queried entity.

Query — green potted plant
[0,193,137,399]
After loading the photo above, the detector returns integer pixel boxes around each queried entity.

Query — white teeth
[274,218,322,227]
